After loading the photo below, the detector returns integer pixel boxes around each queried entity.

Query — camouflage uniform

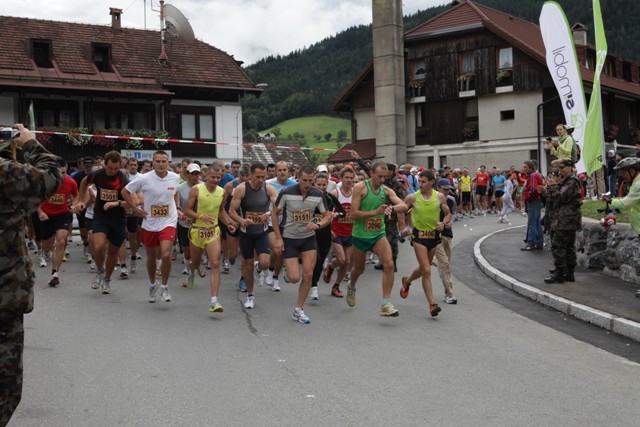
[549,173,582,272]
[0,140,62,425]
[383,176,407,267]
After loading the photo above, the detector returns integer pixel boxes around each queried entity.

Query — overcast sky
[2,0,448,65]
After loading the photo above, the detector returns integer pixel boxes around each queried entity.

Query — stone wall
[575,223,640,284]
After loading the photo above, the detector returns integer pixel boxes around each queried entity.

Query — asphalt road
[10,214,640,426]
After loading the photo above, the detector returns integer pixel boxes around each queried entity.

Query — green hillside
[265,115,351,143]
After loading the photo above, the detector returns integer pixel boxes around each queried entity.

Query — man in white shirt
[122,151,181,303]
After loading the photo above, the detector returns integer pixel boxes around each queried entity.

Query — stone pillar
[372,0,406,164]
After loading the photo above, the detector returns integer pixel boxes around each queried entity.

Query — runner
[122,150,180,303]
[176,163,201,284]
[346,162,408,317]
[72,157,96,259]
[473,165,490,215]
[265,160,297,290]
[272,165,332,323]
[459,168,473,217]
[34,158,79,286]
[323,167,355,297]
[183,165,236,313]
[223,165,249,287]
[124,157,142,274]
[76,151,129,295]
[399,170,451,317]
[228,162,279,309]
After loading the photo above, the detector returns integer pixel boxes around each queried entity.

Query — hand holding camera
[0,123,35,149]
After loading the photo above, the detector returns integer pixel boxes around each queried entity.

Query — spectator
[521,160,544,251]
[606,150,617,196]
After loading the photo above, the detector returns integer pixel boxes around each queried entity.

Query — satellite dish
[163,4,195,44]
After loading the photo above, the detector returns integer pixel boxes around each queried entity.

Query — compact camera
[0,127,19,141]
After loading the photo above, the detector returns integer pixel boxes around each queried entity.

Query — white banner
[540,1,588,172]
[120,149,172,161]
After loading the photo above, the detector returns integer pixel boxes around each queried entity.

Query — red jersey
[331,187,353,237]
[40,175,78,216]
[475,173,490,187]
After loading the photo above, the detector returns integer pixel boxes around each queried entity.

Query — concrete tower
[372,0,406,163]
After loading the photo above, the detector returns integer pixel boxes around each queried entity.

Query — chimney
[571,23,588,46]
[110,8,123,29]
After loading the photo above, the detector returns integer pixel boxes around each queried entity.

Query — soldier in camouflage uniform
[374,163,407,272]
[543,159,582,283]
[0,124,62,425]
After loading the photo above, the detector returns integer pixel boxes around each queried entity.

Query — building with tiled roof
[334,0,640,172]
[0,8,262,162]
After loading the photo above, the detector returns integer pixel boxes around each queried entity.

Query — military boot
[564,265,575,282]
[544,267,565,284]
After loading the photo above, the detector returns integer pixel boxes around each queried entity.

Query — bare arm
[184,186,201,222]
[437,192,451,232]
[350,182,388,220]
[228,183,252,228]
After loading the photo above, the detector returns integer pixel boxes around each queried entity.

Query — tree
[337,129,348,142]
[273,127,282,138]
[324,133,332,142]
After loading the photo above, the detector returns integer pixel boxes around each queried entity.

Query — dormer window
[32,40,53,68]
[93,44,112,72]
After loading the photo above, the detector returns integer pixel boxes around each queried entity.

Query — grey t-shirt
[177,181,194,228]
[276,185,326,239]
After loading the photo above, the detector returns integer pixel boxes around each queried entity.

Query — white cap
[410,167,418,173]
[317,164,328,173]
[186,163,201,173]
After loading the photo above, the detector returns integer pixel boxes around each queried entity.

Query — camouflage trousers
[0,315,24,427]
[386,223,399,264]
[550,230,577,269]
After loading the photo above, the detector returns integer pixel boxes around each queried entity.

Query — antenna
[159,1,195,61]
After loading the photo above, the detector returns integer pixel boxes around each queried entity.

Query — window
[91,103,154,131]
[199,115,214,139]
[32,40,53,68]
[33,100,79,128]
[181,114,196,139]
[460,51,474,74]
[168,107,217,142]
[623,62,632,81]
[604,61,611,76]
[93,44,112,72]
[412,59,426,81]
[416,104,424,128]
[498,47,513,69]
[500,110,515,121]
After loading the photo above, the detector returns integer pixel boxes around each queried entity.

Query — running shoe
[292,308,311,324]
[344,272,351,282]
[48,272,60,287]
[86,255,93,264]
[119,266,129,280]
[89,259,97,271]
[346,285,356,307]
[155,267,162,277]
[444,295,458,305]
[265,272,273,286]
[309,287,319,300]
[39,254,47,268]
[160,287,171,302]
[244,295,255,309]
[222,259,230,274]
[149,285,158,303]
[430,303,442,317]
[27,240,36,251]
[238,277,247,292]
[198,262,207,278]
[209,301,224,313]
[228,256,236,266]
[182,266,188,275]
[331,285,343,298]
[400,276,411,299]
[44,250,51,263]
[323,265,333,284]
[187,270,196,289]
[254,261,264,287]
[62,254,68,262]
[136,253,143,260]
[271,278,280,292]
[379,302,399,317]
[100,278,111,294]
[91,272,103,290]
[130,259,137,273]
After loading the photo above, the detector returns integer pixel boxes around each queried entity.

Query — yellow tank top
[193,183,224,227]
[411,191,440,231]
[460,175,472,192]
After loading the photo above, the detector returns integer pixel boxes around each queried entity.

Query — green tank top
[353,180,387,239]
[411,191,440,231]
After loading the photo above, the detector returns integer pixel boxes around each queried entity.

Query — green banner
[583,0,608,175]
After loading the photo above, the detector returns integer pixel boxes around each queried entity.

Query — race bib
[151,204,169,218]
[100,189,118,202]
[292,209,311,223]
[365,217,382,231]
[417,230,436,239]
[338,213,353,224]
[48,193,65,205]
[197,227,218,240]
[245,211,264,223]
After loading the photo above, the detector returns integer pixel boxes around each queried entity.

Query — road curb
[473,226,640,343]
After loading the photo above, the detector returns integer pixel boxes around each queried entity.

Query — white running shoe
[89,259,97,271]
[119,267,129,280]
[265,272,273,287]
[130,259,137,273]
[292,308,311,324]
[309,287,319,300]
[272,278,281,292]
[39,255,47,268]
[149,284,158,302]
[100,278,111,294]
[160,287,171,302]
[182,267,188,275]
[244,295,255,309]
[91,272,103,289]
[222,259,230,273]
[254,261,264,287]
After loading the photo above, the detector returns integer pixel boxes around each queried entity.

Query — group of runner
[29,151,466,324]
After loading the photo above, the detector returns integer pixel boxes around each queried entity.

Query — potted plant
[496,69,513,85]
[605,124,619,142]
[461,125,478,141]
[458,72,475,91]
